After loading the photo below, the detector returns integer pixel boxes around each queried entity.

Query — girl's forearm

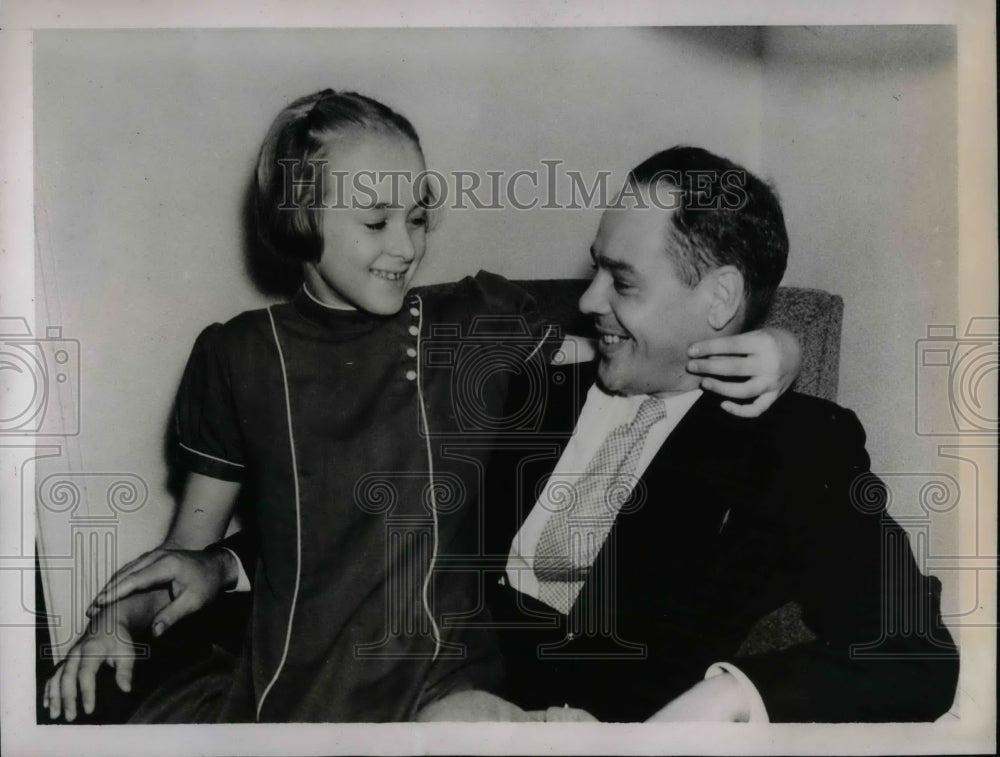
[165,472,242,549]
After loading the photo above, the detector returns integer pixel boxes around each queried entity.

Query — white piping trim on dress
[255,306,304,721]
[177,442,245,468]
[525,325,555,363]
[302,281,358,311]
[413,294,443,662]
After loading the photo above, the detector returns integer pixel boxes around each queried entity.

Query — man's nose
[578,272,610,316]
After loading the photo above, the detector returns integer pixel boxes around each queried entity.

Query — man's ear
[706,265,745,331]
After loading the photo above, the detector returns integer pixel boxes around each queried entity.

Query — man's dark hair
[628,146,789,329]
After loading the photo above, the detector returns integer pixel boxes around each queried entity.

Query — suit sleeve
[736,405,959,722]
[212,527,261,586]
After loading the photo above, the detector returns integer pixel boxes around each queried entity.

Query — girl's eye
[364,220,387,231]
[408,215,428,228]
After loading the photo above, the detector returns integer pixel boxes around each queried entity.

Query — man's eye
[613,279,633,293]
[408,215,428,228]
[364,220,387,231]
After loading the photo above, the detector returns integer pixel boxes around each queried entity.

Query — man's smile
[595,324,633,354]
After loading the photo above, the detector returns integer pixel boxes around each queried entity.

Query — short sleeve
[468,270,564,365]
[174,324,246,482]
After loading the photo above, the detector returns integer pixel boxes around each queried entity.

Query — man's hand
[415,690,536,721]
[42,612,137,722]
[687,327,802,418]
[86,546,238,638]
[415,690,598,722]
[645,675,750,722]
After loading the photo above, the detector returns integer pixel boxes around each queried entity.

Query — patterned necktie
[534,397,667,585]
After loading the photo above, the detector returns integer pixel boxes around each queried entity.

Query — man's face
[579,191,713,397]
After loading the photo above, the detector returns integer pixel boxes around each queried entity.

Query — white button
[566,632,575,640]
[552,350,565,364]
[408,325,418,336]
[405,370,417,381]
[410,307,420,317]
[406,347,417,358]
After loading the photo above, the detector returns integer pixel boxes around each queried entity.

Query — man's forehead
[595,199,674,256]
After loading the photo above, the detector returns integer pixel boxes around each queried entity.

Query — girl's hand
[687,327,802,418]
[86,546,238,638]
[42,612,136,722]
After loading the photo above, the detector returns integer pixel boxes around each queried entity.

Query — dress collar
[290,285,391,330]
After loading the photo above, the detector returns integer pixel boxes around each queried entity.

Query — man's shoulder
[765,390,859,427]
[760,391,870,463]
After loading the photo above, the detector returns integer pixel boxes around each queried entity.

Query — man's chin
[595,361,629,397]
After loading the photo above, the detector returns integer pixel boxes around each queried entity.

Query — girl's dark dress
[130,272,559,722]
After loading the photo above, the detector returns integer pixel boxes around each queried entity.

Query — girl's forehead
[318,130,425,171]
[318,132,428,209]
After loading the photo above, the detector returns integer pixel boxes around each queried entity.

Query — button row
[407,303,419,381]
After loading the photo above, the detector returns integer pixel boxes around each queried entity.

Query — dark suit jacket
[479,360,958,722]
[219,360,958,722]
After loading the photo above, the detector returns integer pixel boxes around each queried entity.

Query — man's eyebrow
[592,249,635,275]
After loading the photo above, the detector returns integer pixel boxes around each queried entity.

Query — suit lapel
[580,391,774,606]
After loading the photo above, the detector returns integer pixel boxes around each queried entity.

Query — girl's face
[303,133,429,315]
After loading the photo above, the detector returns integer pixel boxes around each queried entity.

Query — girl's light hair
[254,89,436,262]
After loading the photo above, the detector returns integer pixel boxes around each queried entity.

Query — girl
[44,89,800,723]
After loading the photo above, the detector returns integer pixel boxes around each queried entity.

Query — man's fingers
[59,649,82,722]
[89,551,164,611]
[95,558,176,608]
[150,593,197,638]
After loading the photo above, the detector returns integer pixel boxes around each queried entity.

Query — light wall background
[33,27,961,650]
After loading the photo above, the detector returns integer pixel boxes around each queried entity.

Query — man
[474,146,958,722]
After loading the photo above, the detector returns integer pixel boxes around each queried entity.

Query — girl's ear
[706,265,745,331]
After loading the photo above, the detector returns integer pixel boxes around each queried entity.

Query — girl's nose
[386,225,417,262]
[579,272,610,316]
